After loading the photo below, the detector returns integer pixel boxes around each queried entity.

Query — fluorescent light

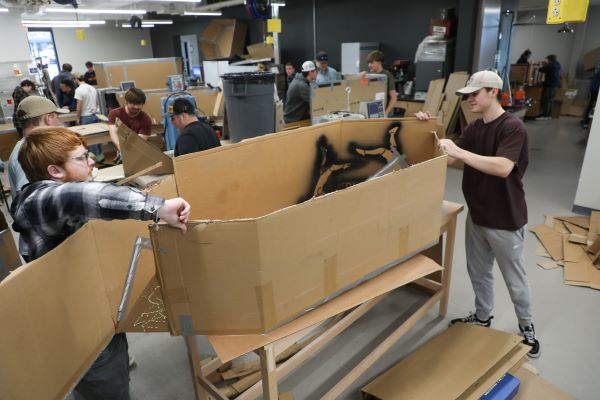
[141,19,173,24]
[46,8,147,15]
[0,7,9,12]
[122,23,155,28]
[25,23,91,28]
[183,11,222,16]
[146,0,202,2]
[23,19,106,25]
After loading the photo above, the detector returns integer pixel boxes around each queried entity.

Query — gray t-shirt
[8,138,29,257]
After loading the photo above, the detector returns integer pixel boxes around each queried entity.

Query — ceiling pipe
[186,0,245,12]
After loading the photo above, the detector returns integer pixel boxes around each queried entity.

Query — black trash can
[221,72,276,143]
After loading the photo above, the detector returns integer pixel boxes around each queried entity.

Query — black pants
[582,89,598,124]
[541,86,557,117]
[74,333,130,400]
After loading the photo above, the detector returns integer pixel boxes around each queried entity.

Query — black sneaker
[449,312,493,327]
[519,324,541,358]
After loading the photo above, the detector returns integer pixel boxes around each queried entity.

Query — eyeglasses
[71,151,91,163]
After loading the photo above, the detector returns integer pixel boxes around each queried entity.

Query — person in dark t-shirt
[83,61,97,86]
[416,70,540,359]
[170,98,221,157]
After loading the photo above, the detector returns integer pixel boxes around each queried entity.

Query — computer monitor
[359,100,385,119]
[191,66,201,77]
[120,81,136,91]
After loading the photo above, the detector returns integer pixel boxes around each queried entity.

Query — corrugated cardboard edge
[116,119,174,176]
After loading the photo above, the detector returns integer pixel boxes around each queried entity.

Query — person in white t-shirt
[74,72,104,161]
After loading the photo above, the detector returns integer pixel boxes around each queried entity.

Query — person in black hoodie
[537,54,561,120]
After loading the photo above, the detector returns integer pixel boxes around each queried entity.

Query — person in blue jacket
[536,54,561,120]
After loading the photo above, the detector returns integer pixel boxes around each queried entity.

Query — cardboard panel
[105,65,126,88]
[0,211,22,281]
[129,59,181,91]
[117,121,174,176]
[0,225,115,400]
[311,77,387,122]
[0,129,19,161]
[155,118,447,334]
[423,78,445,116]
[175,118,442,221]
[95,58,182,90]
[200,19,247,60]
[208,255,441,363]
[362,325,523,400]
[514,367,575,399]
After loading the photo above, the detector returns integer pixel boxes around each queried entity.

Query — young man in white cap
[8,96,67,261]
[283,60,317,123]
[416,70,540,358]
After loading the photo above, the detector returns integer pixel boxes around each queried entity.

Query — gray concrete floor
[4,116,597,399]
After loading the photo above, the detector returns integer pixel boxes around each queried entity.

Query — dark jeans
[80,114,103,157]
[582,89,598,124]
[74,333,130,400]
[541,86,557,117]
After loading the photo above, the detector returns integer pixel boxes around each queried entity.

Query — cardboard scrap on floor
[361,324,530,400]
[513,367,575,400]
[530,213,600,290]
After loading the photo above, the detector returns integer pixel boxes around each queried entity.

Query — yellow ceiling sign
[546,0,589,24]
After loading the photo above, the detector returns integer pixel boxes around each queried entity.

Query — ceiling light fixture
[0,7,9,12]
[24,23,92,28]
[183,11,222,16]
[23,19,106,25]
[141,19,173,24]
[46,8,147,15]
[146,0,204,2]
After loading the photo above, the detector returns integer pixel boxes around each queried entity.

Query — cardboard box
[116,121,174,177]
[509,64,529,83]
[311,76,387,123]
[94,57,183,90]
[150,118,447,335]
[246,43,274,59]
[200,19,247,60]
[0,212,21,281]
[582,47,600,71]
[361,324,530,400]
[0,177,177,400]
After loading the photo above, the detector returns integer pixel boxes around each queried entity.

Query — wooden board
[422,78,445,116]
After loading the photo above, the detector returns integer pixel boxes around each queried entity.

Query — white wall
[0,10,32,63]
[512,6,600,77]
[53,25,153,73]
[512,21,575,67]
[574,92,600,211]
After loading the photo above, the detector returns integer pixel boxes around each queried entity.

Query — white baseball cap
[456,70,503,95]
[301,61,316,72]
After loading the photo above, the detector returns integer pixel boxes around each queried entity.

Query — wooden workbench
[187,200,464,399]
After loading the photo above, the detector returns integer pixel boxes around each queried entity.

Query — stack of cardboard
[362,324,533,399]
[438,72,469,136]
[530,212,600,289]
[362,324,574,399]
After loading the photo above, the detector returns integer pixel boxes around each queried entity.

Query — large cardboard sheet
[117,121,174,177]
[514,367,575,399]
[208,255,441,363]
[530,225,564,261]
[153,118,447,335]
[361,325,524,400]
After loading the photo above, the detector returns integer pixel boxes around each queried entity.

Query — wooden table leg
[439,215,458,317]
[258,344,278,400]
[183,335,210,400]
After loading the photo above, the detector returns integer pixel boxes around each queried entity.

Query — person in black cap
[315,51,339,84]
[171,98,221,157]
